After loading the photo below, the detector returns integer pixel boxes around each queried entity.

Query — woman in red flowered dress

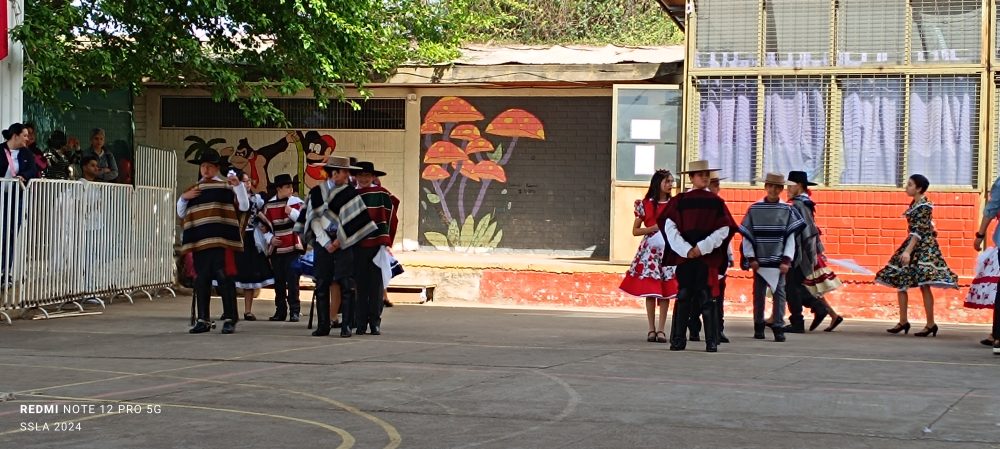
[620,170,679,343]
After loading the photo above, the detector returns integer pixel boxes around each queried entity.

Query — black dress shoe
[370,325,381,336]
[289,314,301,323]
[809,310,829,331]
[355,328,366,335]
[340,326,352,338]
[689,333,700,342]
[719,332,730,344]
[268,315,286,322]
[782,324,805,334]
[753,322,765,340]
[189,321,212,334]
[243,313,257,321]
[312,327,331,337]
[221,320,236,334]
[706,341,718,353]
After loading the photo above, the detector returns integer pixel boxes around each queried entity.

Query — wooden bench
[386,284,436,303]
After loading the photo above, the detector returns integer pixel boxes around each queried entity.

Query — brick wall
[418,96,612,256]
[718,188,982,277]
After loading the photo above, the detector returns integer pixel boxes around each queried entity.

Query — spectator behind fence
[44,130,80,180]
[1,123,38,183]
[1,123,37,287]
[23,123,47,174]
[82,128,118,182]
[80,155,101,182]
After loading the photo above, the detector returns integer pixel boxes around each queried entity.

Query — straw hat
[678,160,721,174]
[319,155,359,170]
[757,172,794,186]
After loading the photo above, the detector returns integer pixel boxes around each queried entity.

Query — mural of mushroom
[419,99,546,252]
[423,141,467,223]
[471,109,545,218]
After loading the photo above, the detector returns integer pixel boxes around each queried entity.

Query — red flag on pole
[0,1,9,61]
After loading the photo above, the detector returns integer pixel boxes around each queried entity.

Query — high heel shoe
[913,324,938,337]
[886,322,911,334]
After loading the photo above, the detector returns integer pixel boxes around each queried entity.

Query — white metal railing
[0,178,176,324]
[135,144,177,189]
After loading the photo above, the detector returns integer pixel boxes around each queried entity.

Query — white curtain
[840,78,903,185]
[763,79,826,182]
[698,79,756,182]
[908,76,975,186]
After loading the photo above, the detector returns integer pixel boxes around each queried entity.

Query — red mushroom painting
[420,99,546,252]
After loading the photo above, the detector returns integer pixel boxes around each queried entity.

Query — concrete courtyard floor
[0,295,998,449]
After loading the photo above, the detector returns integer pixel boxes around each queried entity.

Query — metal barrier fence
[0,179,176,324]
[135,144,177,190]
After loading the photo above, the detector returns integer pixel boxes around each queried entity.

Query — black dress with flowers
[874,196,958,290]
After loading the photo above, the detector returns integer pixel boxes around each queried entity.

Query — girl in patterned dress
[875,174,958,337]
[620,170,679,343]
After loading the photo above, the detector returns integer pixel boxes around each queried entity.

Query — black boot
[221,319,236,334]
[771,324,786,342]
[189,319,212,334]
[688,309,702,342]
[669,290,691,351]
[701,296,719,353]
[312,282,331,336]
[716,296,729,343]
[753,322,766,340]
[783,316,806,334]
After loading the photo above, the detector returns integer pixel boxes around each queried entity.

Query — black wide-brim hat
[273,173,294,187]
[350,161,387,177]
[188,148,222,166]
[787,171,817,186]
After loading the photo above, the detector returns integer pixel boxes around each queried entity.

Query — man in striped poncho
[178,149,250,334]
[351,161,399,336]
[294,156,376,337]
[739,172,805,343]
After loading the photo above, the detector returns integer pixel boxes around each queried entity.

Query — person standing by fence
[1,123,38,288]
[43,130,79,180]
[178,148,250,334]
[82,128,118,183]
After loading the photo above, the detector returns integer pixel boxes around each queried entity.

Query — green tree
[460,0,683,46]
[11,0,470,127]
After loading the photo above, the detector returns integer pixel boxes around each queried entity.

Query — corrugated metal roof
[455,44,684,66]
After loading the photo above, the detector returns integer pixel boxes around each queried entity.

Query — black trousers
[193,248,237,323]
[786,269,822,326]
[670,261,720,347]
[313,247,354,330]
[353,246,384,332]
[270,252,301,318]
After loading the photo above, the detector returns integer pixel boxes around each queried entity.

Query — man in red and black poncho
[351,161,399,336]
[658,160,738,352]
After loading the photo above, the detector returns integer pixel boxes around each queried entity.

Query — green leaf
[423,232,451,251]
[488,142,504,162]
[488,229,504,249]
[471,213,492,246]
[426,193,440,204]
[447,219,460,246]
[459,215,476,249]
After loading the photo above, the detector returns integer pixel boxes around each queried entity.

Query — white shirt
[662,220,730,259]
[4,148,20,178]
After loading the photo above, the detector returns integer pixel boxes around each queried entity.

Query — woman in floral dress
[620,169,679,343]
[875,174,958,337]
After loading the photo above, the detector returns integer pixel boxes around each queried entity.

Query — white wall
[0,0,24,127]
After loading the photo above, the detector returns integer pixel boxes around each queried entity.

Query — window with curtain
[837,0,906,66]
[697,78,757,183]
[908,76,978,186]
[762,77,827,184]
[694,0,760,68]
[910,0,982,64]
[839,77,904,185]
[764,0,830,68]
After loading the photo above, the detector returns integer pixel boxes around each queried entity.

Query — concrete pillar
[0,0,24,127]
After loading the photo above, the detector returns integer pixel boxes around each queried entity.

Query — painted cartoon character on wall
[302,131,337,189]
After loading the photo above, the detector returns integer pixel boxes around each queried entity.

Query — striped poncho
[261,196,304,255]
[739,200,805,268]
[356,185,399,248]
[180,181,243,255]
[294,181,377,250]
